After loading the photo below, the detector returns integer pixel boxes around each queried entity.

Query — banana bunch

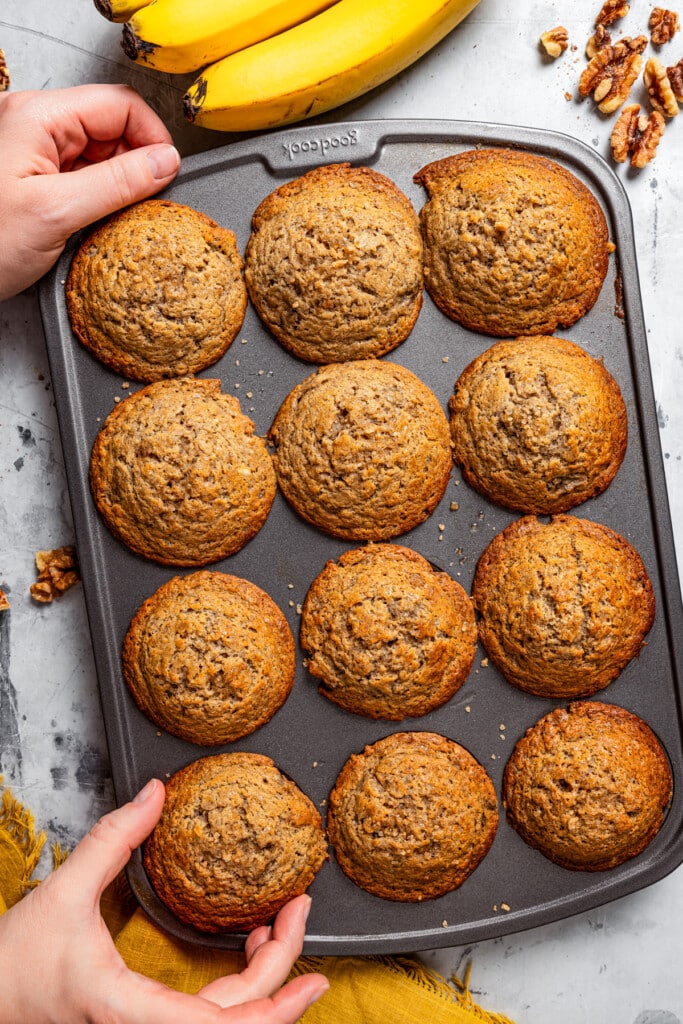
[95,0,481,132]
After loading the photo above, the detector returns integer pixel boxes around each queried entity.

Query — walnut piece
[541,26,569,58]
[644,56,680,114]
[596,0,630,26]
[611,103,666,166]
[0,588,9,612]
[0,49,9,92]
[579,35,648,111]
[667,56,683,97]
[587,24,612,59]
[650,6,680,43]
[30,546,80,604]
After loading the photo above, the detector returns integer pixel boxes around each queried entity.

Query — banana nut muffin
[472,515,655,698]
[268,360,452,541]
[66,199,247,381]
[327,731,498,901]
[143,752,328,932]
[503,701,672,871]
[300,544,476,719]
[123,571,295,744]
[414,148,610,336]
[90,378,276,566]
[449,335,627,514]
[244,163,423,363]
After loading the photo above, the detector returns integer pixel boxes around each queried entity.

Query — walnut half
[0,49,9,92]
[667,56,683,99]
[540,26,569,58]
[579,35,648,112]
[650,6,680,44]
[611,103,666,166]
[644,56,680,115]
[596,0,631,26]
[587,24,612,59]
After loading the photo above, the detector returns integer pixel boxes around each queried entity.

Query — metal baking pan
[39,118,683,955]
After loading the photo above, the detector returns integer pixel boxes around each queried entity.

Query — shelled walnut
[596,0,631,25]
[0,588,9,612]
[587,24,612,59]
[650,7,680,43]
[0,49,9,92]
[644,56,680,115]
[30,547,80,603]
[579,35,648,111]
[611,103,666,165]
[667,56,683,97]
[541,26,569,58]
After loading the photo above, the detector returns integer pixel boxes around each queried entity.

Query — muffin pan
[39,119,683,954]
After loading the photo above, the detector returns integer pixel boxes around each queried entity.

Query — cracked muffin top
[143,752,327,932]
[67,200,247,381]
[268,360,452,541]
[449,335,627,514]
[123,570,295,745]
[245,163,424,363]
[90,378,276,566]
[472,514,655,698]
[300,543,476,720]
[503,701,672,871]
[414,148,610,336]
[327,731,498,901]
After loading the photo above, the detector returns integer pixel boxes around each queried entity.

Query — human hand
[0,777,329,1023]
[0,84,181,301]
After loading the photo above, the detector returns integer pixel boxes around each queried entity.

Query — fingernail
[133,778,158,803]
[301,893,312,924]
[306,979,329,1009]
[147,144,180,180]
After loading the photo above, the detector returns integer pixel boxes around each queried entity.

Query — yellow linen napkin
[0,776,516,1024]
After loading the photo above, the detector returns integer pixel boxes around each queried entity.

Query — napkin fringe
[0,774,46,900]
[293,953,515,1022]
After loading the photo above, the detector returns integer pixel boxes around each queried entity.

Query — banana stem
[93,0,154,23]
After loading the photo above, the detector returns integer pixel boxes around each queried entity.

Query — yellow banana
[183,0,481,132]
[121,0,340,75]
[93,0,152,23]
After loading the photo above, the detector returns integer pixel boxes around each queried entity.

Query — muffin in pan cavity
[327,731,498,901]
[245,163,423,363]
[66,200,247,381]
[472,514,655,699]
[414,148,610,337]
[90,378,276,566]
[503,702,673,871]
[143,752,328,933]
[300,544,476,720]
[449,335,627,515]
[268,360,452,541]
[123,571,295,745]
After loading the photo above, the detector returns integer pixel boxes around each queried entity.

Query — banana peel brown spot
[121,23,158,63]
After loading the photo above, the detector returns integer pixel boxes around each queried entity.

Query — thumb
[56,778,166,906]
[35,142,181,239]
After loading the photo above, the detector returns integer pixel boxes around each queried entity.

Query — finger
[244,924,273,962]
[29,142,180,239]
[200,895,311,1007]
[43,84,174,161]
[217,974,329,1024]
[53,779,165,908]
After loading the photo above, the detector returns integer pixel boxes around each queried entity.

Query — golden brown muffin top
[449,335,627,514]
[245,163,423,363]
[269,360,451,541]
[301,543,476,719]
[90,378,275,566]
[414,148,610,336]
[503,702,672,871]
[143,752,327,933]
[123,571,295,745]
[327,731,498,901]
[67,200,246,381]
[473,514,655,698]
